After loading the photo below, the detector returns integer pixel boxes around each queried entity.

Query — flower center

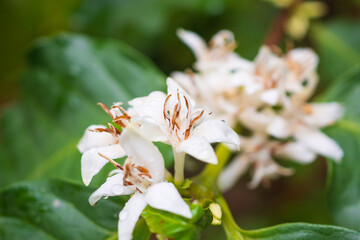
[98,153,152,194]
[163,90,204,145]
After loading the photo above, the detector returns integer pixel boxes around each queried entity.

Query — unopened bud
[209,203,222,225]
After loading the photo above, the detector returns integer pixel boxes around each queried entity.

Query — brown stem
[264,10,288,46]
[264,0,304,46]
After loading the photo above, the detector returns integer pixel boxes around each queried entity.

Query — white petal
[171,71,197,97]
[295,126,343,161]
[261,89,279,105]
[275,141,316,164]
[144,182,192,219]
[286,48,318,78]
[177,137,217,164]
[303,102,344,127]
[177,28,208,60]
[218,155,250,192]
[193,120,240,149]
[267,116,291,138]
[249,159,293,189]
[88,173,135,206]
[166,78,195,108]
[128,91,167,124]
[239,107,272,132]
[77,125,117,153]
[131,116,168,143]
[118,192,147,240]
[81,144,125,186]
[119,125,165,183]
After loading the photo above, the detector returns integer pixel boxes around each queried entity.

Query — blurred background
[1,0,360,239]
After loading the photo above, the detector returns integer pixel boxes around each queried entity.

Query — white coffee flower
[128,78,240,182]
[78,124,125,186]
[173,29,252,126]
[267,102,344,161]
[177,29,252,72]
[218,134,294,190]
[87,125,192,240]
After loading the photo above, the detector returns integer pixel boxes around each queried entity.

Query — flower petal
[177,28,208,61]
[81,144,125,186]
[267,116,291,139]
[144,182,192,219]
[77,125,117,153]
[249,158,293,189]
[286,48,318,79]
[260,89,279,106]
[177,136,217,164]
[218,155,250,192]
[118,192,147,240]
[88,173,135,206]
[128,91,167,124]
[119,124,165,183]
[303,102,344,127]
[193,120,240,149]
[275,141,316,164]
[131,116,168,143]
[239,107,272,132]
[295,126,343,161]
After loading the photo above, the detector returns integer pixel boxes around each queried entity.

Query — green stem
[173,149,186,185]
[196,144,232,189]
[216,195,245,240]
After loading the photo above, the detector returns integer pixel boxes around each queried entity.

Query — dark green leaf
[0,179,128,240]
[319,64,360,230]
[241,223,360,240]
[311,19,360,88]
[142,203,211,240]
[0,33,167,187]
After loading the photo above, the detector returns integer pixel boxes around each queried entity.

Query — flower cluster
[172,29,344,190]
[78,78,240,239]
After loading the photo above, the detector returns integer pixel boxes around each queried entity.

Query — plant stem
[216,195,245,240]
[173,149,186,185]
[196,144,232,189]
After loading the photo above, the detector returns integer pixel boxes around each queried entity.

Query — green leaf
[241,223,360,240]
[71,0,276,72]
[311,19,360,87]
[0,179,152,240]
[0,179,126,240]
[0,33,167,187]
[318,64,360,230]
[217,194,360,240]
[142,203,212,240]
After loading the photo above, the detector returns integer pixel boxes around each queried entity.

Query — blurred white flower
[177,29,251,72]
[173,29,252,126]
[129,78,240,182]
[218,134,294,190]
[87,125,192,240]
[174,29,344,190]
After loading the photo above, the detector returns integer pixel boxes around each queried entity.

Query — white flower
[284,48,318,95]
[177,29,252,72]
[87,125,192,240]
[267,102,344,161]
[218,134,294,190]
[128,78,240,182]
[173,29,252,126]
[77,124,125,186]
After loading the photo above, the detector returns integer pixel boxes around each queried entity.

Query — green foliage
[71,0,277,72]
[311,19,360,88]
[319,65,360,230]
[142,203,211,240]
[0,34,166,187]
[242,223,360,240]
[0,179,126,240]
